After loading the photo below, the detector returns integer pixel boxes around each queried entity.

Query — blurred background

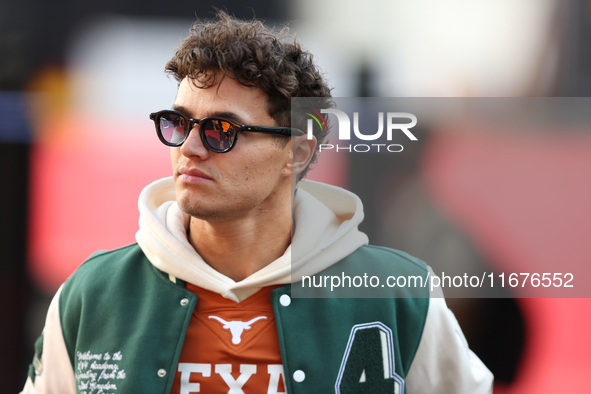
[1,0,590,392]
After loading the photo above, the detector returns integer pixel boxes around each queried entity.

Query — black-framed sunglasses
[149,110,304,153]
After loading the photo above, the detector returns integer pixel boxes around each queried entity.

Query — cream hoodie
[22,177,493,394]
[134,177,369,302]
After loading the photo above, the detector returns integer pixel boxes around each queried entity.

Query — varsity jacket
[22,178,493,393]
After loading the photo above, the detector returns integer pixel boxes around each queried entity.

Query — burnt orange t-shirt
[170,284,286,393]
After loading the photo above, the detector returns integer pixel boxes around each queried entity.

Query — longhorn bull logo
[208,315,268,344]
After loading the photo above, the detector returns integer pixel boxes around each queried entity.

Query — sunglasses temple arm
[246,128,305,137]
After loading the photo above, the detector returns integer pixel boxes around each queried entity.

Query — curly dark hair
[165,11,333,180]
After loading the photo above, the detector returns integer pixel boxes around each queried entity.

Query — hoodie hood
[135,177,368,302]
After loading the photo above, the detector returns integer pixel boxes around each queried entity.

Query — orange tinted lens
[202,119,236,151]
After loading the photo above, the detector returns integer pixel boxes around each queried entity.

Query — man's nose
[179,123,210,159]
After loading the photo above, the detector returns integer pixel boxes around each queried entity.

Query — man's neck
[187,210,291,282]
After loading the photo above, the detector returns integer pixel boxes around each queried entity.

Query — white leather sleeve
[405,297,494,394]
[20,285,77,394]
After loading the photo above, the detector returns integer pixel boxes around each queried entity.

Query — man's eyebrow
[170,105,249,124]
[170,104,192,115]
[213,111,249,124]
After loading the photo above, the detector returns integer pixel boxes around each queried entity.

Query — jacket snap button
[180,298,189,306]
[293,370,305,382]
[157,368,166,377]
[279,294,291,307]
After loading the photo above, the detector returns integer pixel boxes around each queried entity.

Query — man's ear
[285,135,316,177]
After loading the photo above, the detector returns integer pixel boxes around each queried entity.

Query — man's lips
[177,167,213,183]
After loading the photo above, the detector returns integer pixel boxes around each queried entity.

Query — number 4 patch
[335,322,404,394]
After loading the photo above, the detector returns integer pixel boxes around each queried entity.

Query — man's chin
[177,199,229,223]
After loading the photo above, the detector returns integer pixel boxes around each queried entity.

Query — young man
[22,12,493,394]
